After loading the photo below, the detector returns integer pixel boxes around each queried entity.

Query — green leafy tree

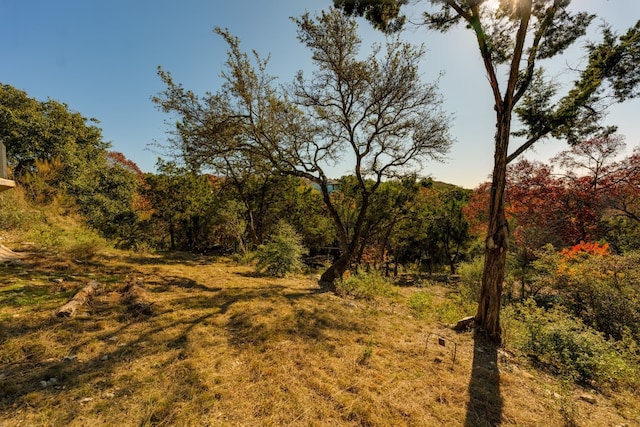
[0,83,142,242]
[335,0,640,341]
[0,84,109,185]
[215,199,249,255]
[144,160,218,251]
[20,157,65,204]
[354,176,421,268]
[392,182,472,274]
[271,177,335,254]
[76,153,139,242]
[426,187,472,274]
[224,174,330,249]
[104,152,153,250]
[154,10,451,290]
[601,145,640,250]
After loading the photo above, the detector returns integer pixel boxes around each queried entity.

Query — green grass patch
[0,283,73,308]
[26,218,108,260]
[407,291,433,319]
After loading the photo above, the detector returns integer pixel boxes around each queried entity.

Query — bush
[65,231,108,260]
[532,245,640,342]
[254,222,307,277]
[336,271,395,300]
[457,256,484,302]
[507,300,639,391]
[0,187,45,232]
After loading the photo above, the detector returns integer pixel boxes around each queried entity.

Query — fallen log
[56,280,99,317]
[122,283,154,316]
[0,244,23,263]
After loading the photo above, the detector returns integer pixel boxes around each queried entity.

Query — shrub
[1,184,109,259]
[532,246,640,342]
[65,230,108,260]
[407,291,433,319]
[508,300,639,391]
[457,256,484,302]
[254,222,307,277]
[406,287,476,323]
[27,219,108,260]
[336,271,395,300]
[0,187,45,231]
[434,291,477,324]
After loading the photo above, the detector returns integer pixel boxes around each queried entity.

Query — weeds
[358,335,376,366]
[457,257,484,302]
[0,189,43,231]
[407,291,433,319]
[557,381,579,427]
[25,218,108,260]
[336,270,396,300]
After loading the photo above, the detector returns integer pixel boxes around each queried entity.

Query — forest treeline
[2,78,640,391]
[2,82,639,269]
[0,82,472,268]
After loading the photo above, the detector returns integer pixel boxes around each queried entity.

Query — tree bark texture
[316,178,368,291]
[0,244,22,262]
[475,119,510,343]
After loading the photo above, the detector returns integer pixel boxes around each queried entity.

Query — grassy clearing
[0,251,638,426]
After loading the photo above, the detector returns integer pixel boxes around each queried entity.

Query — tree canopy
[0,83,141,243]
[334,0,640,342]
[154,9,452,288]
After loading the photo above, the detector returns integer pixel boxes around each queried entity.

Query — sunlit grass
[0,251,637,426]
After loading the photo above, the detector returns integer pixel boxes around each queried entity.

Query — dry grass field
[0,250,637,426]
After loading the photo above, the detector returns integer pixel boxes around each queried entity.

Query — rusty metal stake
[424,333,457,369]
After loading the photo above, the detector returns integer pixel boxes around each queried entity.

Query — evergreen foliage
[0,83,140,242]
[255,221,308,277]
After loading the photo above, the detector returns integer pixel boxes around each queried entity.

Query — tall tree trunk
[449,259,456,275]
[476,119,510,343]
[246,209,260,246]
[445,240,456,274]
[476,231,507,341]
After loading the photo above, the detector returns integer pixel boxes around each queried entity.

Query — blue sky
[1,0,638,188]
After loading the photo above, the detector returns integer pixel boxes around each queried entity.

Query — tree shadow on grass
[211,283,353,348]
[0,309,214,401]
[225,302,363,348]
[464,332,503,427]
[0,275,345,414]
[111,251,220,267]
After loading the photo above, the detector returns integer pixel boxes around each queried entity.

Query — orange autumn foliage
[560,241,610,259]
